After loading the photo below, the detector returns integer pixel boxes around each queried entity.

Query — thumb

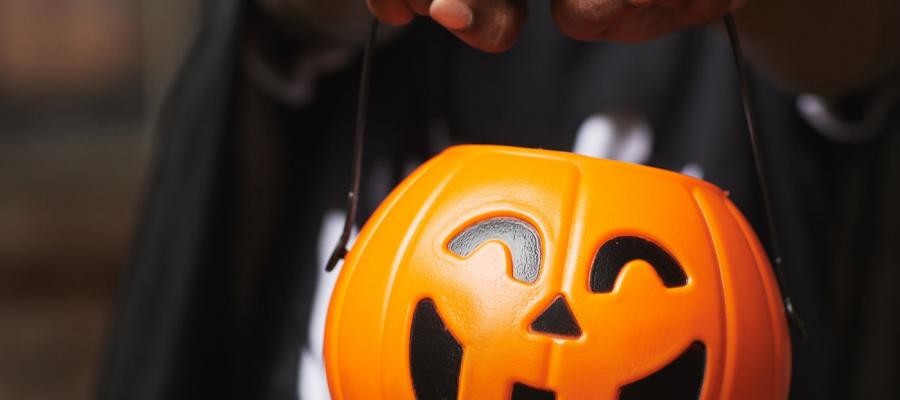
[430,0,528,53]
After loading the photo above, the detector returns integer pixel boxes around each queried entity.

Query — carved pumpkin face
[325,145,790,400]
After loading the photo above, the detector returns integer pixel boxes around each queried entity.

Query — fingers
[367,0,527,53]
[406,0,434,15]
[366,0,415,26]
[550,0,733,42]
[550,0,642,41]
[431,0,527,53]
[367,0,732,52]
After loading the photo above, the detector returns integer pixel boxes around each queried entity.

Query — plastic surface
[324,145,791,399]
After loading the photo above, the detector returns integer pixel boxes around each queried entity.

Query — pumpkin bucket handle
[323,15,807,337]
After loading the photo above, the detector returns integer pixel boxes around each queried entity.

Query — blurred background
[0,0,200,398]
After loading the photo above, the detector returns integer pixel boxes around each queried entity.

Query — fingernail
[430,0,473,30]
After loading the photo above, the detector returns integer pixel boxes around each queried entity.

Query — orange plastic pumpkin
[324,145,790,399]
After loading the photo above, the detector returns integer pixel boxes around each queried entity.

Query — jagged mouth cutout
[408,217,706,400]
[409,298,706,400]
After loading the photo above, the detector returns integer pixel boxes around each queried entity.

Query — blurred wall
[0,0,200,398]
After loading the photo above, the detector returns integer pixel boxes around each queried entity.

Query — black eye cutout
[410,299,463,400]
[448,217,542,283]
[590,236,687,293]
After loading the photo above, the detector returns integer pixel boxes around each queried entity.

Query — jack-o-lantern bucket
[324,145,790,400]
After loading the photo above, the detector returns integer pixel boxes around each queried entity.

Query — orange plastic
[324,145,791,399]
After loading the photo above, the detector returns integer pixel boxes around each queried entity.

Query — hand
[366,0,746,52]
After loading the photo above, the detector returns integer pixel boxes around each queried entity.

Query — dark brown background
[0,1,199,398]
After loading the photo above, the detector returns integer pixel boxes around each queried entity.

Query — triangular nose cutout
[530,295,582,338]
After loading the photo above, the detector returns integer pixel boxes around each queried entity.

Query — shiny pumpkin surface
[325,145,790,400]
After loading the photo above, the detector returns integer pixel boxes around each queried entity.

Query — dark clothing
[99,0,898,398]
